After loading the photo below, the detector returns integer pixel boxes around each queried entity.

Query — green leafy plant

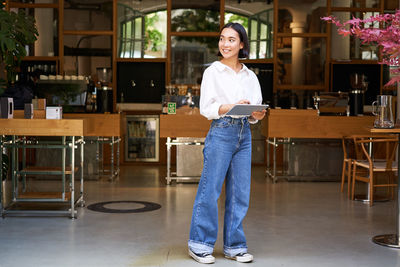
[0,4,37,182]
[227,14,248,28]
[172,9,220,50]
[0,5,38,95]
[145,12,164,52]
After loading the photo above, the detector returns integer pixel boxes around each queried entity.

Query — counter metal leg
[265,138,278,183]
[110,137,114,180]
[116,138,120,177]
[0,135,3,217]
[266,138,270,177]
[11,135,16,201]
[96,138,100,176]
[166,137,171,185]
[70,136,76,219]
[61,136,66,200]
[273,137,277,183]
[79,136,85,207]
[22,137,26,192]
[372,134,400,248]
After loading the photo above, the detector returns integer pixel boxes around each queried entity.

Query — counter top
[11,112,121,137]
[0,118,85,136]
[116,103,162,111]
[371,127,400,134]
[160,108,210,138]
[63,113,121,137]
[262,109,375,139]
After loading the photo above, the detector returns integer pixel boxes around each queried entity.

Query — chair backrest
[341,137,349,160]
[342,136,356,160]
[351,136,369,160]
[354,137,398,170]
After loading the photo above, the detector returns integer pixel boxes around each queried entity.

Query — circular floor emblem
[87,200,161,213]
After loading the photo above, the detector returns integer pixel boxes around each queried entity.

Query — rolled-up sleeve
[200,69,221,120]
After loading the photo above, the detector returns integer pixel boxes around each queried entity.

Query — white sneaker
[225,252,253,263]
[189,249,215,264]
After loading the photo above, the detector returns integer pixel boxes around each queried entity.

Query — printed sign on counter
[167,102,176,114]
[46,106,63,119]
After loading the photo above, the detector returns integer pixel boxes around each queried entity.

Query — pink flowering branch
[322,10,400,86]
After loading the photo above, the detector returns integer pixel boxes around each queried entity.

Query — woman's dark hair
[217,22,249,59]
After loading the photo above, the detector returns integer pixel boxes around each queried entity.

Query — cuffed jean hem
[223,246,248,258]
[188,240,214,254]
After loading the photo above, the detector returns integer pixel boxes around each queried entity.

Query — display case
[125,115,159,162]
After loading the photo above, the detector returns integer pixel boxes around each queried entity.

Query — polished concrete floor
[1,165,400,267]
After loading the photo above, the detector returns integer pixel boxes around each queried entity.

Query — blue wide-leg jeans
[188,116,252,257]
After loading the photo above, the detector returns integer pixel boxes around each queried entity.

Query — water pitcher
[372,95,394,128]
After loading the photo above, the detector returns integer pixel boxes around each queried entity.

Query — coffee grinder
[96,67,113,113]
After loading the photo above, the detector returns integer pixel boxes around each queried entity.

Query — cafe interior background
[1,0,400,266]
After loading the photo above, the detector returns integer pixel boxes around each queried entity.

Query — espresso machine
[96,67,113,113]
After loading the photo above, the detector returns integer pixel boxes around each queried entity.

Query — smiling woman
[187,22,265,264]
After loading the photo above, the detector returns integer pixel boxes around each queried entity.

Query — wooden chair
[351,136,398,206]
[341,136,354,198]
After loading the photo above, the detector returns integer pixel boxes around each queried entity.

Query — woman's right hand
[218,104,234,115]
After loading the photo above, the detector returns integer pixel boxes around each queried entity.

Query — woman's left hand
[250,110,266,120]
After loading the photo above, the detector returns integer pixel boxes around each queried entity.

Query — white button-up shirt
[200,61,263,122]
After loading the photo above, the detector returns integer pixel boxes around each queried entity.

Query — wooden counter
[0,118,85,136]
[13,111,121,137]
[160,109,211,138]
[262,109,375,139]
[63,113,121,137]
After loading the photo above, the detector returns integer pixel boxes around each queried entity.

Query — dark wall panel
[117,62,165,103]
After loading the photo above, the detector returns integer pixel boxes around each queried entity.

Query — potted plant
[0,2,38,95]
[0,3,38,193]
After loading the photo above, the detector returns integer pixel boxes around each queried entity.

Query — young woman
[188,22,266,264]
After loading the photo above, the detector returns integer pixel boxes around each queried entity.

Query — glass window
[10,7,59,57]
[277,38,326,86]
[277,0,327,33]
[117,0,167,58]
[330,11,379,60]
[171,0,220,32]
[225,0,273,59]
[248,10,273,59]
[171,36,219,84]
[331,0,380,8]
[171,9,220,32]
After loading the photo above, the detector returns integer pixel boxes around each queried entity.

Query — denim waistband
[218,116,248,124]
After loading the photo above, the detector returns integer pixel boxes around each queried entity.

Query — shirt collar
[214,61,250,75]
